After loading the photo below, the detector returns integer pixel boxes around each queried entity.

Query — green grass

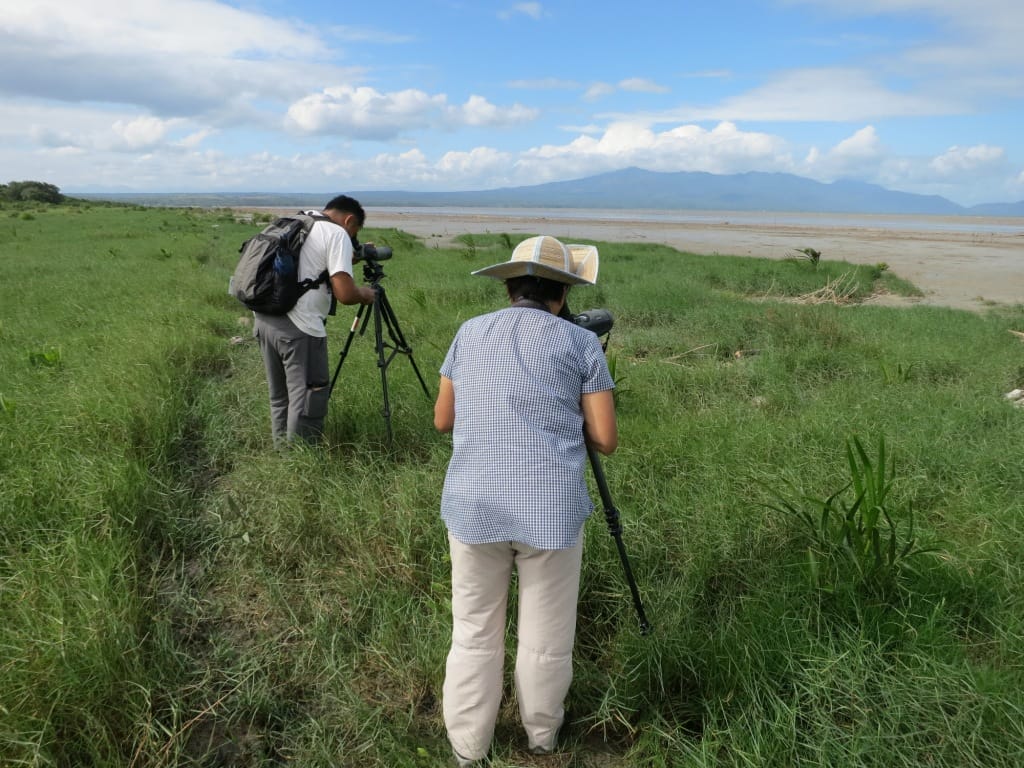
[2,202,1024,766]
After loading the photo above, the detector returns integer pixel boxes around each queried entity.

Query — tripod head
[361,257,387,287]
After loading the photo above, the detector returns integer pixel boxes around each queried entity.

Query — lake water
[368,206,1024,235]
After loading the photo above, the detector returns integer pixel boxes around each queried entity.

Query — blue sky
[2,0,1022,205]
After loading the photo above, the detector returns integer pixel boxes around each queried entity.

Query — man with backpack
[252,194,375,445]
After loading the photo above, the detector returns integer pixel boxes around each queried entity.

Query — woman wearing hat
[434,235,618,765]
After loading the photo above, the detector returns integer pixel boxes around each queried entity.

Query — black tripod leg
[371,295,394,446]
[588,446,652,635]
[330,303,370,395]
[377,288,431,398]
[328,280,429,443]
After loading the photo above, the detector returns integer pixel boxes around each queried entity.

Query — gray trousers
[253,313,330,444]
[444,532,583,760]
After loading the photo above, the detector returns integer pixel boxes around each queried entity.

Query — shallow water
[368,206,1024,235]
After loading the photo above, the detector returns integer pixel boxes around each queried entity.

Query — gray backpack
[229,213,331,315]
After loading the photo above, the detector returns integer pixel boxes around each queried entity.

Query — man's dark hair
[505,275,568,305]
[324,195,366,226]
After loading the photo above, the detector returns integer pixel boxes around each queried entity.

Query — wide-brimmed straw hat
[472,235,598,285]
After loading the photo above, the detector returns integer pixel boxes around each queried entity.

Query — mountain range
[75,168,1024,217]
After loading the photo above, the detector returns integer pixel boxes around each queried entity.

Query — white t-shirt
[287,211,356,337]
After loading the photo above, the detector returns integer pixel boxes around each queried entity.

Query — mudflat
[242,206,1022,311]
[361,208,1023,312]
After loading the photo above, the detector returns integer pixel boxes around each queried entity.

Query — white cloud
[112,117,176,151]
[18,103,210,155]
[457,95,538,127]
[683,70,733,80]
[6,114,1016,206]
[833,126,883,159]
[0,0,358,119]
[929,144,1005,175]
[619,78,670,94]
[508,78,580,90]
[0,0,1018,206]
[285,86,537,138]
[793,125,1019,202]
[0,0,322,59]
[364,149,441,187]
[437,147,513,178]
[584,83,616,101]
[782,1,1024,109]
[584,79,671,102]
[509,121,792,184]
[801,126,885,181]
[286,86,446,138]
[659,68,965,123]
[13,104,191,153]
[606,2,1019,133]
[177,129,217,149]
[560,123,604,135]
[28,125,80,151]
[499,3,545,20]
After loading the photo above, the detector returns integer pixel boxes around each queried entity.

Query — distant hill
[74,168,1024,216]
[967,200,1024,216]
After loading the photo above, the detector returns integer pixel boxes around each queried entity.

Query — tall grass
[2,203,1023,766]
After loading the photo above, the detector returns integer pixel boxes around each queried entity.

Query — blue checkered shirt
[439,305,615,549]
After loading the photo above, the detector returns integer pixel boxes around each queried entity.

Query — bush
[1,180,64,204]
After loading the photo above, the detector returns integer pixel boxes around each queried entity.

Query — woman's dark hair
[505,275,567,304]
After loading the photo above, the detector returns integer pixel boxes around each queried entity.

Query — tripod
[588,446,652,635]
[329,258,431,445]
[568,304,650,633]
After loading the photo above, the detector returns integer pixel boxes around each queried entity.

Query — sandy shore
[362,208,1024,312]
[245,206,1023,311]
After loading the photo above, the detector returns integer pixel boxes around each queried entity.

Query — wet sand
[364,208,1023,312]
[243,206,1023,311]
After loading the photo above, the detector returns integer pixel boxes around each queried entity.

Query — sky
[2,0,1023,206]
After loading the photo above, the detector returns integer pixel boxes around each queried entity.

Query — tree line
[1,180,64,204]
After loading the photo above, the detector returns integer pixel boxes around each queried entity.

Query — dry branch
[796,271,859,305]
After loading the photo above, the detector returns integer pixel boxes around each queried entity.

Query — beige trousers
[443,532,583,761]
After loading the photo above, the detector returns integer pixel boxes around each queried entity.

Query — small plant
[791,246,822,267]
[868,262,891,280]
[0,393,14,415]
[761,435,932,598]
[28,347,63,368]
[463,234,477,260]
[500,233,513,249]
[408,287,428,310]
[880,360,917,384]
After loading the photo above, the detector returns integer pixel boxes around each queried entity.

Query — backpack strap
[296,212,340,314]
